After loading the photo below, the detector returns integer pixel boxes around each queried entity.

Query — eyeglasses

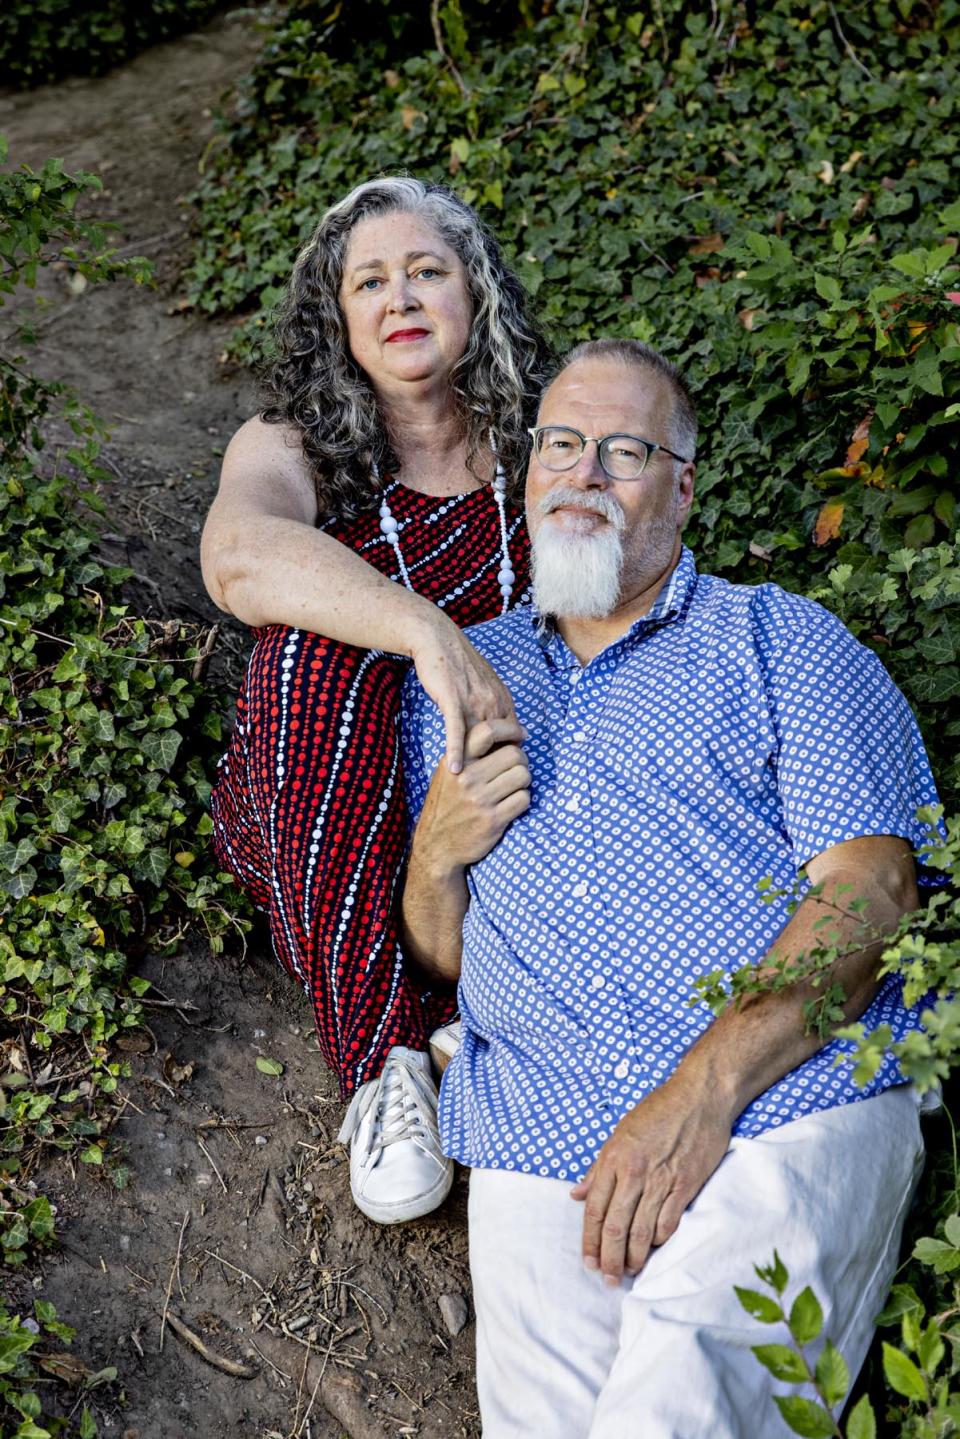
[528,425,692,481]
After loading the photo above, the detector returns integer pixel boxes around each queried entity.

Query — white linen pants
[469,1087,928,1439]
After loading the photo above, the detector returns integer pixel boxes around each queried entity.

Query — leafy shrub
[0,0,227,88]
[184,1,960,1431]
[1,135,248,1431]
[186,3,960,808]
[0,1297,106,1439]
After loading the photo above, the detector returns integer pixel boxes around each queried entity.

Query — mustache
[535,486,625,531]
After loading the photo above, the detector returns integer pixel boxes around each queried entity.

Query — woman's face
[338,210,474,398]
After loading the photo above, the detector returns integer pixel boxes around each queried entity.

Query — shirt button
[564,795,582,814]
[573,729,589,742]
[590,974,606,990]
[568,670,581,685]
[614,1059,630,1080]
[572,880,589,898]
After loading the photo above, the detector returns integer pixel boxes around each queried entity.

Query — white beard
[530,490,625,619]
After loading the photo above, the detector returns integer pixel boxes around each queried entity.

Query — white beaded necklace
[375,435,515,612]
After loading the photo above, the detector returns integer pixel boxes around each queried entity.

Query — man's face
[525,357,695,618]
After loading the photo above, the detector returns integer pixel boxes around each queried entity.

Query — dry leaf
[162,1052,195,1086]
[851,193,871,221]
[687,232,724,256]
[749,540,773,560]
[840,150,864,173]
[116,1034,152,1054]
[738,307,760,330]
[845,411,874,467]
[814,500,844,545]
[400,106,422,131]
[383,69,401,88]
[817,160,835,184]
[39,1353,94,1383]
[695,267,722,288]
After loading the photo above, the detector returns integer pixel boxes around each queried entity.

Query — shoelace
[337,1055,440,1158]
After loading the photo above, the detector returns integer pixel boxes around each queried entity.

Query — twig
[111,226,185,257]
[248,1337,292,1383]
[200,1248,268,1294]
[294,1340,334,1439]
[637,235,675,275]
[163,1309,258,1379]
[159,1210,190,1351]
[191,623,219,682]
[430,0,469,98]
[197,1136,229,1195]
[17,1026,35,1085]
[828,2,874,81]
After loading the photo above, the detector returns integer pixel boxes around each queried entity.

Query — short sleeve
[759,595,942,879]
[399,669,446,835]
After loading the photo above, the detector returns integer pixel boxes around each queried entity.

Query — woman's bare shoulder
[217,414,316,522]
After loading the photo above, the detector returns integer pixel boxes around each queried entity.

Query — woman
[201,177,551,1224]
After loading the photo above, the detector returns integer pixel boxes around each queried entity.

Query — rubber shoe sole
[352,1157,454,1224]
[429,1022,462,1076]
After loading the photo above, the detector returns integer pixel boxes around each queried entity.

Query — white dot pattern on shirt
[400,549,942,1183]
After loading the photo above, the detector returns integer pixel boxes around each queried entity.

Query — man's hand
[401,718,530,981]
[570,1077,734,1285]
[414,717,531,872]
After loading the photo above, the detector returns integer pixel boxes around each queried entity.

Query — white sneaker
[336,1047,453,1224]
[429,1020,462,1075]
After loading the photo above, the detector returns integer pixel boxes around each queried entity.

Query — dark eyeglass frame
[527,424,692,479]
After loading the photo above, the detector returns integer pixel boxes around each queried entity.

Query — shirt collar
[533,545,699,664]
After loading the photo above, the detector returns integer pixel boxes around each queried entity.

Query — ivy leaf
[772,1396,836,1438]
[139,848,169,888]
[256,1057,284,1076]
[141,729,183,772]
[788,1288,823,1346]
[3,864,38,900]
[882,1343,928,1402]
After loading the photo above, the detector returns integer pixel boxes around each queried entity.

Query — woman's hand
[409,616,518,774]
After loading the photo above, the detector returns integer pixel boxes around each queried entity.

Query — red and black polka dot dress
[210,479,530,1098]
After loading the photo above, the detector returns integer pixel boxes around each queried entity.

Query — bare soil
[1,16,478,1438]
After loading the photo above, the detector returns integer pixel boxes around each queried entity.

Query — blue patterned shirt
[401,548,941,1181]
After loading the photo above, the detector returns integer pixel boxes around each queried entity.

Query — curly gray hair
[262,176,553,518]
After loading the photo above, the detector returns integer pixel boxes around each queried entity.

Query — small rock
[196,1173,213,1188]
[438,1292,469,1336]
[255,1135,268,1147]
[119,1234,131,1251]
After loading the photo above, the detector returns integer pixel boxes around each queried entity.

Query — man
[400,339,940,1437]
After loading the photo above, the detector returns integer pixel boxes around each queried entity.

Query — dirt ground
[0,15,478,1438]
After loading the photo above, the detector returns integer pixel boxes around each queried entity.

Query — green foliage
[736,1251,851,1436]
[0,1,226,88]
[0,1297,108,1438]
[0,140,248,1431]
[187,0,960,779]
[185,3,960,1433]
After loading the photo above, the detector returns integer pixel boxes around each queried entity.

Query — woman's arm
[200,416,516,770]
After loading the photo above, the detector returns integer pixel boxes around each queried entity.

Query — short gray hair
[548,338,697,464]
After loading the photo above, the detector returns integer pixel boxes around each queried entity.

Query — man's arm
[401,719,531,983]
[574,833,918,1284]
